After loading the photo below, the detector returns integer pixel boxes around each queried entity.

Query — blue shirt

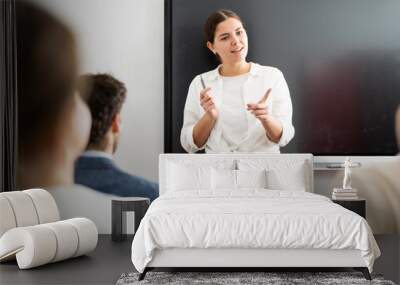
[74,155,159,202]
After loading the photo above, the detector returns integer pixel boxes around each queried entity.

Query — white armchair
[0,189,98,269]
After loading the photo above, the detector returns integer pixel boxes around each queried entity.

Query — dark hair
[203,9,243,43]
[79,73,126,148]
[17,1,78,158]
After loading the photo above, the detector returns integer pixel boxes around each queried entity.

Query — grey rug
[116,272,396,285]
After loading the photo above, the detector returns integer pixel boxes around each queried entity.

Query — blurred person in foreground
[351,107,400,234]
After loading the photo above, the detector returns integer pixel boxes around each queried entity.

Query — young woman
[180,10,295,153]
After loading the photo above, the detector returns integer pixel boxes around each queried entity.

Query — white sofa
[0,189,98,269]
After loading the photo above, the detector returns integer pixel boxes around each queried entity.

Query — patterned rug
[116,271,396,285]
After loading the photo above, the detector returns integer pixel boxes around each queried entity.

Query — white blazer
[180,63,295,153]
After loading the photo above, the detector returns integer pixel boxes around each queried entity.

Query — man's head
[17,1,92,189]
[79,73,127,154]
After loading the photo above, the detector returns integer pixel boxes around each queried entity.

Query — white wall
[34,0,164,181]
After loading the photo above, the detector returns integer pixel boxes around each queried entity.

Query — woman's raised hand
[200,87,219,120]
[247,88,272,123]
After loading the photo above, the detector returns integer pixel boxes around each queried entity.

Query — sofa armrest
[0,218,97,269]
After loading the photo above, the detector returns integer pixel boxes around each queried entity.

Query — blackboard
[165,0,400,155]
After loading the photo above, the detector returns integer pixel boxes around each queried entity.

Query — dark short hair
[203,9,243,44]
[79,74,126,148]
[17,1,78,157]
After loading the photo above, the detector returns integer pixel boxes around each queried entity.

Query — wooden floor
[0,235,398,285]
